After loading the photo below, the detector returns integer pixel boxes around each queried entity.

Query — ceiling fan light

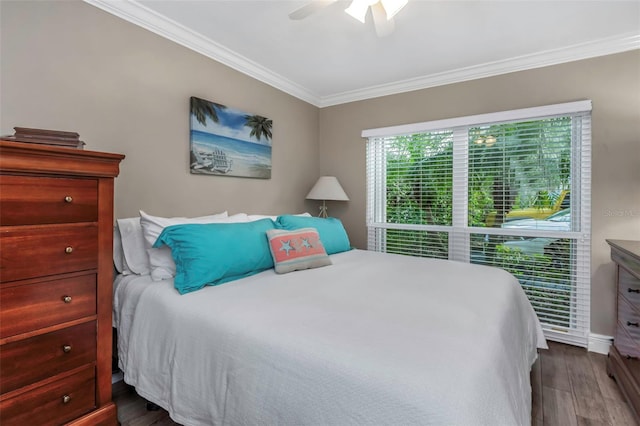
[380,0,408,20]
[345,0,370,23]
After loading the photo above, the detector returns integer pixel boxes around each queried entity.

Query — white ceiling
[85,0,640,107]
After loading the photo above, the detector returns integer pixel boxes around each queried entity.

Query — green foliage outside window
[385,133,453,227]
[493,243,572,327]
[380,117,575,325]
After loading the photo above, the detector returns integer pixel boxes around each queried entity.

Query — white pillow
[116,217,152,275]
[113,226,126,274]
[247,212,311,221]
[114,221,144,275]
[140,210,248,281]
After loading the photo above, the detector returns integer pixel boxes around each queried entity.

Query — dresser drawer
[619,266,640,305]
[612,245,640,279]
[0,364,95,426]
[0,223,98,282]
[0,274,96,339]
[0,321,96,394]
[616,294,640,358]
[0,175,98,226]
[619,291,640,326]
[615,320,640,359]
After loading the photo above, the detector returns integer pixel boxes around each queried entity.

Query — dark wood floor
[113,341,637,426]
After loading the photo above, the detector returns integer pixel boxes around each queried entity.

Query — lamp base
[318,200,328,218]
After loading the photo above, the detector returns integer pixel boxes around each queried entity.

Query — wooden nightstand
[606,239,640,424]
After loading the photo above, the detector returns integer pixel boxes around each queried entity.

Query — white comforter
[114,249,546,426]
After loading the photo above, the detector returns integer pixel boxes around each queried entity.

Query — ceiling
[85,0,640,107]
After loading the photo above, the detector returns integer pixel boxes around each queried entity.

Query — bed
[112,212,546,426]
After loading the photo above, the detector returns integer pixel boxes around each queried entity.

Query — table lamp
[306,176,349,218]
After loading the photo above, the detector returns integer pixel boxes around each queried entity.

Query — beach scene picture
[190,96,272,179]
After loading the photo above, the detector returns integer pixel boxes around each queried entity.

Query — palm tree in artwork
[244,115,273,141]
[190,97,226,126]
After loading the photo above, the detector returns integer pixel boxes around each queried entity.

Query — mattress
[114,249,546,425]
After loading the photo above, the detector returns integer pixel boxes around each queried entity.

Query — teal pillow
[275,215,351,255]
[154,219,275,294]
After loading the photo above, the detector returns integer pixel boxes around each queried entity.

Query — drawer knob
[629,288,640,294]
[64,196,73,203]
[65,246,73,254]
[62,296,72,304]
[62,345,72,353]
[627,321,639,327]
[62,394,71,404]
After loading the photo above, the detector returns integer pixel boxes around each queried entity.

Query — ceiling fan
[289,0,409,37]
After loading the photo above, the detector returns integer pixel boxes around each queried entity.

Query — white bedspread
[114,249,546,426]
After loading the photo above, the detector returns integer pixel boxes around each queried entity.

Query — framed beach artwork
[189,96,272,179]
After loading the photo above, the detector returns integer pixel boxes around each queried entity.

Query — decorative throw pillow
[266,228,332,274]
[275,215,351,255]
[153,219,276,294]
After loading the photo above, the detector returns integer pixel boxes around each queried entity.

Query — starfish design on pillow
[279,240,294,256]
[301,237,312,249]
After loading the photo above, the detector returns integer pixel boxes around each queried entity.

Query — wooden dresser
[606,239,640,423]
[0,141,124,425]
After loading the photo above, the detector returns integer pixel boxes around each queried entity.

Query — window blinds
[365,101,592,347]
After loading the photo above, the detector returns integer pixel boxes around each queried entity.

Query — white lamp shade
[306,176,349,201]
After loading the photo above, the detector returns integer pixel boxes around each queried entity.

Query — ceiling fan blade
[371,2,395,37]
[289,0,338,20]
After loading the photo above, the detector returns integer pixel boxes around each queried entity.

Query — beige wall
[319,51,640,336]
[0,0,320,219]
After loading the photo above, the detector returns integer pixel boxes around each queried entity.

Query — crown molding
[318,32,640,107]
[84,1,639,108]
[83,0,321,106]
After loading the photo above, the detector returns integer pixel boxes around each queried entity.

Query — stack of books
[1,127,85,149]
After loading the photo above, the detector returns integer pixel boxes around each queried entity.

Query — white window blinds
[365,101,592,347]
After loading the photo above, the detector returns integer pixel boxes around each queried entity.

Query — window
[365,101,591,347]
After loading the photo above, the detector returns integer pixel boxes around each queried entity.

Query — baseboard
[588,333,613,355]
